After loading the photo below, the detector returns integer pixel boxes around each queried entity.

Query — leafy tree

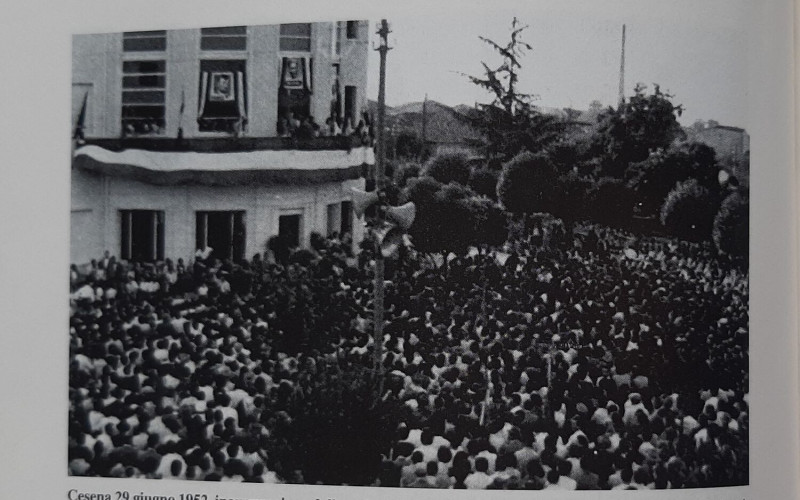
[401,176,451,256]
[497,151,559,216]
[590,83,686,178]
[626,141,720,218]
[463,18,563,161]
[713,190,749,258]
[403,175,441,207]
[469,167,500,200]
[402,177,502,259]
[394,132,425,159]
[469,196,508,249]
[552,170,594,224]
[586,177,637,227]
[393,161,422,189]
[423,149,471,186]
[545,138,589,175]
[660,179,720,242]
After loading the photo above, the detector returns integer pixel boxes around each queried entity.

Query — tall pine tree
[463,18,563,162]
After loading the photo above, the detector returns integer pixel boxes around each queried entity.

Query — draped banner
[198,71,247,119]
[73,145,374,186]
[280,57,311,93]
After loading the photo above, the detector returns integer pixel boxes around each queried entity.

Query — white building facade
[71,22,372,265]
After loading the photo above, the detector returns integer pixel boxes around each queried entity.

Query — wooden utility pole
[618,24,626,109]
[372,19,391,391]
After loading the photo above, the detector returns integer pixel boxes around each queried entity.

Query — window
[346,21,359,39]
[201,26,247,51]
[326,203,340,237]
[120,210,164,262]
[279,214,302,249]
[333,22,343,56]
[121,60,166,135]
[330,64,342,121]
[198,60,247,134]
[123,30,166,52]
[340,201,353,236]
[280,23,311,51]
[196,211,246,261]
[344,85,357,122]
[278,57,312,122]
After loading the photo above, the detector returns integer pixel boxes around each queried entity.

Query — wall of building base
[70,168,365,265]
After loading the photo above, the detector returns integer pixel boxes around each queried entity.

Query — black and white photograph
[64,6,756,491]
[0,0,793,498]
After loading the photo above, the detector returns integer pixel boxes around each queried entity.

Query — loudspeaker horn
[385,202,417,230]
[351,188,380,218]
[373,222,404,258]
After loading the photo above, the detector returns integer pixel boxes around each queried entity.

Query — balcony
[83,134,365,153]
[73,137,374,187]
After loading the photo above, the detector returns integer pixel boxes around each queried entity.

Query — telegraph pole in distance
[421,93,428,158]
[373,19,391,393]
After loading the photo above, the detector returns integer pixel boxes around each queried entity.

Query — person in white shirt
[464,457,493,489]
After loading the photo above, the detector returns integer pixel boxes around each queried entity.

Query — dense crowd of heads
[277,110,374,144]
[69,222,748,489]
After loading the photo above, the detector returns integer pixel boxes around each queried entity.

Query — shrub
[401,175,442,206]
[552,171,593,224]
[660,179,719,242]
[497,151,559,216]
[713,191,749,258]
[393,162,422,189]
[586,177,636,227]
[469,196,508,248]
[423,149,472,186]
[395,132,425,159]
[402,177,502,257]
[626,142,720,218]
[469,167,500,199]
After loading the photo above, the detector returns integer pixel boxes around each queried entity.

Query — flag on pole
[73,91,88,143]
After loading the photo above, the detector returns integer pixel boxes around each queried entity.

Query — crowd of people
[276,110,374,144]
[69,221,748,489]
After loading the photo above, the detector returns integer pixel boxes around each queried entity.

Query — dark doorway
[120,210,164,262]
[327,203,338,237]
[196,211,245,261]
[279,214,302,249]
[340,200,353,236]
[344,85,357,123]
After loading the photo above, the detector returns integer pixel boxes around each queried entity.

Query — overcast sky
[364,0,752,129]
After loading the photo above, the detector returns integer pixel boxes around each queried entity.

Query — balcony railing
[83,134,364,153]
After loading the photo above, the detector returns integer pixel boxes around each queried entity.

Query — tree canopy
[660,179,720,242]
[402,176,505,257]
[497,151,559,216]
[626,141,720,218]
[423,149,472,186]
[713,190,749,258]
[590,84,686,178]
[463,17,563,161]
